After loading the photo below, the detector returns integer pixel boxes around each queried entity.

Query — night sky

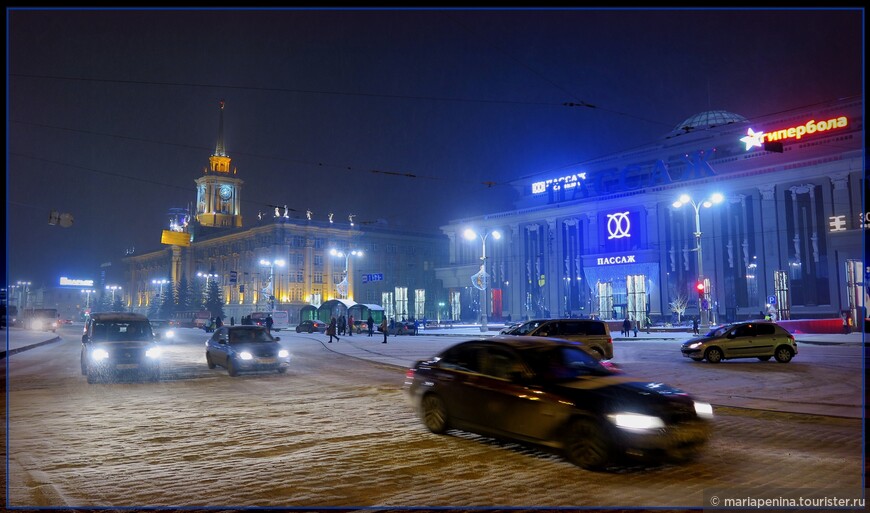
[7,8,864,287]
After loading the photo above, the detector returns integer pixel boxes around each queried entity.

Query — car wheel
[691,357,703,362]
[227,357,239,377]
[81,352,87,375]
[564,418,611,470]
[774,346,794,363]
[704,347,723,363]
[589,348,604,359]
[296,328,301,333]
[206,352,216,369]
[757,356,772,362]
[277,366,287,374]
[86,368,98,384]
[420,393,449,434]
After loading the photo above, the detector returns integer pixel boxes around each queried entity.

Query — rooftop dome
[671,110,747,135]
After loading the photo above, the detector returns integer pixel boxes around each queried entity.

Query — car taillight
[607,337,613,345]
[405,369,416,379]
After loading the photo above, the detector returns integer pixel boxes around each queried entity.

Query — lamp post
[329,248,363,299]
[259,259,285,310]
[672,192,724,331]
[463,228,501,332]
[106,285,122,306]
[197,271,219,305]
[81,288,95,310]
[437,301,445,325]
[151,279,169,305]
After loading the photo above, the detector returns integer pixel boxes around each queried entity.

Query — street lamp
[259,259,285,310]
[463,228,502,332]
[81,289,96,310]
[197,271,219,304]
[329,248,363,299]
[151,279,169,305]
[672,192,724,330]
[106,285,122,304]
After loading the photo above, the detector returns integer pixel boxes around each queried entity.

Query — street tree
[204,279,225,321]
[670,293,688,324]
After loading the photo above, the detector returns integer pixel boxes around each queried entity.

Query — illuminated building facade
[437,96,865,326]
[122,102,447,324]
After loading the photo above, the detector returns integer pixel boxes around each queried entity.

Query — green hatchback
[681,321,798,364]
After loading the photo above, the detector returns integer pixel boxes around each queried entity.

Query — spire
[214,99,227,157]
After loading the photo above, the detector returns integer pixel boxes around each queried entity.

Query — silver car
[680,321,798,363]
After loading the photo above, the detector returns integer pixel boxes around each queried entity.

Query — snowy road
[2,328,864,509]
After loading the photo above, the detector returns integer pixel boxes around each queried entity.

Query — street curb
[0,336,62,360]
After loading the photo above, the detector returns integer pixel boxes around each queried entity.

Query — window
[756,324,776,336]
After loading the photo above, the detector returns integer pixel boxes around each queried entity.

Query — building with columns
[122,101,448,324]
[437,96,865,327]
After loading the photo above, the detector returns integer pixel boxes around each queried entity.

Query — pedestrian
[338,314,346,336]
[692,317,699,335]
[347,314,354,337]
[327,316,339,343]
[842,312,851,334]
[230,316,235,326]
[622,317,631,337]
[265,313,274,335]
[215,315,223,329]
[380,317,388,343]
[632,319,638,337]
[367,315,374,337]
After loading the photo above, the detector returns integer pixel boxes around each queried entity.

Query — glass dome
[672,110,747,134]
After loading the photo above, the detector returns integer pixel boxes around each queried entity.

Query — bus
[173,310,212,328]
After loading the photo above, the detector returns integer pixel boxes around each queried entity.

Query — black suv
[81,313,162,383]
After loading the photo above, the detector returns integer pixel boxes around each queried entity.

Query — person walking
[367,315,374,337]
[692,317,699,335]
[338,314,346,336]
[265,314,274,335]
[327,316,339,343]
[347,314,354,337]
[215,315,223,329]
[632,318,638,337]
[380,317,388,343]
[622,317,631,337]
[230,316,235,326]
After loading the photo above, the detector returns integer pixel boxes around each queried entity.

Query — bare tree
[669,294,688,324]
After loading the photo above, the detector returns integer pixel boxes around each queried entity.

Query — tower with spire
[194,100,244,228]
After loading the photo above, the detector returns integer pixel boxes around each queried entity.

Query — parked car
[405,336,712,469]
[296,319,327,333]
[504,319,613,359]
[499,322,523,335]
[80,312,162,383]
[205,326,290,376]
[681,321,798,363]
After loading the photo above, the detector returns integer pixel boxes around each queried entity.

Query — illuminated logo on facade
[741,116,849,151]
[531,172,587,194]
[531,150,716,198]
[606,212,631,239]
[59,277,95,287]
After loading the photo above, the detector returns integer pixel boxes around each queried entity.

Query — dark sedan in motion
[205,326,290,376]
[404,336,713,469]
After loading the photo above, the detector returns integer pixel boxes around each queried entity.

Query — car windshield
[705,326,729,337]
[520,345,611,381]
[92,321,153,341]
[229,329,273,344]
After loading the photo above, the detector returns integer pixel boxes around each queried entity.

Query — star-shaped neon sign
[740,128,765,151]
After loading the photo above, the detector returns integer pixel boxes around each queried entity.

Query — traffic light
[695,281,705,299]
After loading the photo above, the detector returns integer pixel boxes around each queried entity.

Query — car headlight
[145,347,162,359]
[694,401,714,418]
[686,342,703,349]
[239,351,253,360]
[278,349,289,358]
[607,412,665,430]
[164,330,175,339]
[92,348,110,362]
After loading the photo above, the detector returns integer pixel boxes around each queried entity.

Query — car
[296,319,327,333]
[149,319,176,340]
[205,326,290,376]
[405,336,712,469]
[80,312,162,383]
[504,318,613,359]
[58,318,73,325]
[680,321,798,364]
[499,322,523,335]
